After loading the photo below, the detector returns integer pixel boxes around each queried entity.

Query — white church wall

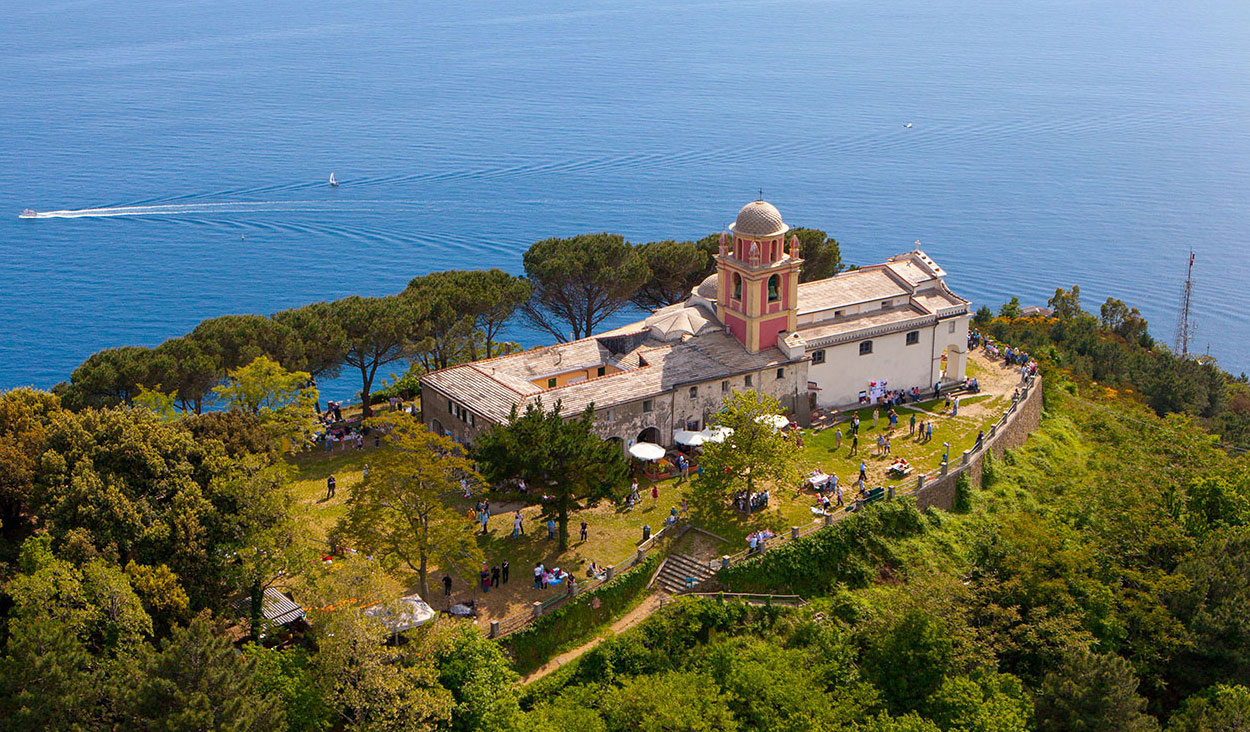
[930,315,971,385]
[808,326,940,407]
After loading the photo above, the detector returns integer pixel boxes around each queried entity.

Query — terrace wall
[912,372,1043,510]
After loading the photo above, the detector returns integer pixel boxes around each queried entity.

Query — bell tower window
[767,274,780,302]
[732,273,742,300]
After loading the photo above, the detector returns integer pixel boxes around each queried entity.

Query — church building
[420,200,970,449]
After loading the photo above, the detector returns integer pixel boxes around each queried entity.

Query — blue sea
[3,0,1249,401]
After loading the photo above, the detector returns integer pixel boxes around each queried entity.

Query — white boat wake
[20,201,333,219]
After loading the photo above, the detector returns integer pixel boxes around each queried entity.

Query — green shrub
[507,553,660,675]
[717,499,926,595]
[980,452,998,489]
[952,473,973,513]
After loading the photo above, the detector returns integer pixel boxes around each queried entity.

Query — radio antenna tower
[1175,250,1196,357]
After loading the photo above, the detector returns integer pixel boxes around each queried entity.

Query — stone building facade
[420,200,971,449]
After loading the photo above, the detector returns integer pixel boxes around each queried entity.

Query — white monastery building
[421,200,971,448]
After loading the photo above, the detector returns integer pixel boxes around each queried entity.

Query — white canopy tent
[755,414,791,431]
[363,593,437,633]
[628,442,666,461]
[673,429,708,447]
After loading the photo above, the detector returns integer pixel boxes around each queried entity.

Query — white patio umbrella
[673,429,707,447]
[628,442,666,461]
[701,426,734,443]
[755,414,791,430]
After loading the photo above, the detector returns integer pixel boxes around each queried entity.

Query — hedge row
[506,552,661,675]
[716,498,927,596]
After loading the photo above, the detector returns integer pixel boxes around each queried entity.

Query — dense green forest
[3,263,1249,730]
[516,371,1250,731]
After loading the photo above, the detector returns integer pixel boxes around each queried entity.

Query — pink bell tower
[716,200,803,353]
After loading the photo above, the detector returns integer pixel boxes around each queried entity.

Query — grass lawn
[284,354,1020,624]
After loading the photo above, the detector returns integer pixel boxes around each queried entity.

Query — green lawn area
[284,388,1013,619]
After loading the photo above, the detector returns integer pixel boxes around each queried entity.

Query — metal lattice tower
[1176,250,1195,357]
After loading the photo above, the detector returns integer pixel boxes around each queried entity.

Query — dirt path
[522,592,668,684]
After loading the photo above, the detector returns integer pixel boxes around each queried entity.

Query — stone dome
[728,200,789,238]
[695,273,718,300]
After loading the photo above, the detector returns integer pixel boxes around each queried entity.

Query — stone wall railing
[708,372,1044,575]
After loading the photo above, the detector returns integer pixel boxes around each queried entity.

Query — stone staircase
[653,553,717,594]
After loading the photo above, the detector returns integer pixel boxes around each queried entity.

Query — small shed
[233,587,306,627]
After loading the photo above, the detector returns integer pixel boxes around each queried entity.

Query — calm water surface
[3,0,1249,399]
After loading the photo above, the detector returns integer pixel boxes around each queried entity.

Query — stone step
[656,553,717,594]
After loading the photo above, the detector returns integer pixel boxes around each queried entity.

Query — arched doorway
[431,419,445,436]
[636,426,660,444]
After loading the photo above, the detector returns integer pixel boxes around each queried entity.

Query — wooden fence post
[490,620,499,638]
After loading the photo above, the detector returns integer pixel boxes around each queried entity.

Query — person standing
[859,461,867,483]
[872,408,879,430]
[534,564,543,590]
[490,565,500,588]
[834,428,842,449]
[513,510,524,538]
[952,397,959,417]
[680,498,689,518]
[580,520,588,542]
[927,422,934,442]
[651,483,660,507]
[326,475,336,499]
[546,518,556,540]
[850,434,859,456]
[909,414,916,436]
[442,574,452,596]
[479,564,490,593]
[501,560,510,584]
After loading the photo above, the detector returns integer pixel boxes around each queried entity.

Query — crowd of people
[735,489,771,513]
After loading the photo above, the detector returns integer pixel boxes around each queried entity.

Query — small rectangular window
[811,349,826,365]
[745,375,753,387]
[834,310,844,318]
[547,377,557,388]
[776,368,785,380]
[689,386,698,398]
[721,380,729,393]
[881,300,891,310]
[859,340,873,356]
[948,322,956,334]
[643,400,653,413]
[906,330,920,345]
[597,366,606,377]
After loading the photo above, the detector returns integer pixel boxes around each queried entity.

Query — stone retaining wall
[912,373,1043,510]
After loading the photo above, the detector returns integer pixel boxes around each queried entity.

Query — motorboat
[329,172,339,186]
[19,209,37,218]
[903,122,913,128]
